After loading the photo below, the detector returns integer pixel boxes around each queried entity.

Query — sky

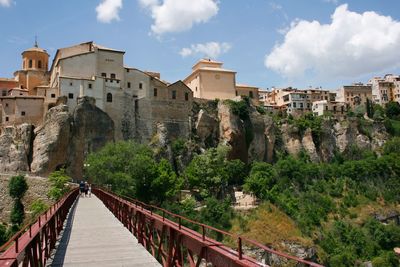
[1,0,400,90]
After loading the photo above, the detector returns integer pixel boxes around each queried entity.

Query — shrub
[9,175,28,199]
[48,169,71,200]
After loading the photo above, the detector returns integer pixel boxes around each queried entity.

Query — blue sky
[1,0,400,90]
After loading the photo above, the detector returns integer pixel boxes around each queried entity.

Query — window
[293,102,297,108]
[127,82,131,88]
[88,84,92,89]
[185,92,189,101]
[195,86,197,92]
[101,73,106,77]
[51,93,56,98]
[249,91,254,98]
[29,60,32,68]
[172,90,176,99]
[235,91,238,96]
[153,88,157,97]
[126,69,130,73]
[5,117,9,122]
[139,83,143,89]
[300,103,303,108]
[107,93,112,102]
[5,103,8,107]
[38,60,42,69]
[110,73,116,79]
[21,111,26,116]
[68,93,74,99]
[2,90,6,96]
[70,82,73,86]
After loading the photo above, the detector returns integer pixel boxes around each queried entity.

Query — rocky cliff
[0,98,390,178]
[0,97,114,179]
[191,100,389,163]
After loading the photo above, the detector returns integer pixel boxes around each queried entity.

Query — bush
[10,199,24,226]
[9,175,28,199]
[225,99,250,120]
[383,137,400,155]
[29,199,48,219]
[385,101,400,119]
[0,223,7,246]
[48,169,71,200]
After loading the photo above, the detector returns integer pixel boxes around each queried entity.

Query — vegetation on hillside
[8,175,28,232]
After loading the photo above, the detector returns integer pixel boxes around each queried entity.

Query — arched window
[29,60,32,68]
[107,93,112,102]
[38,60,42,69]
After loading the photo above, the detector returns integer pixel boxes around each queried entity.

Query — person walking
[79,181,85,197]
[84,182,89,197]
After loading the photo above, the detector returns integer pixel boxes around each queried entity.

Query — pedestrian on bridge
[79,181,85,197]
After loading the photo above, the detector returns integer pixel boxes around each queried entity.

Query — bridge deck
[49,195,161,267]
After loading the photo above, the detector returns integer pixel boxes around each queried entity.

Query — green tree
[9,175,28,199]
[48,169,71,200]
[244,162,276,199]
[184,145,239,199]
[383,137,400,155]
[86,141,180,204]
[151,159,183,204]
[385,101,400,119]
[0,223,7,247]
[199,197,234,240]
[8,175,28,228]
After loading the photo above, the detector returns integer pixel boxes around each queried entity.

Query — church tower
[14,39,50,95]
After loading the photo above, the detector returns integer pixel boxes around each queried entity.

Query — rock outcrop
[2,97,114,179]
[68,97,114,179]
[191,100,389,164]
[31,105,71,176]
[0,123,34,173]
[218,102,248,162]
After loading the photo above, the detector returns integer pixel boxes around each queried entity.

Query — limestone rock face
[318,120,336,162]
[248,111,266,162]
[31,105,71,176]
[263,116,276,163]
[68,97,114,179]
[281,123,303,156]
[0,124,34,173]
[195,109,219,147]
[301,128,319,162]
[218,102,248,162]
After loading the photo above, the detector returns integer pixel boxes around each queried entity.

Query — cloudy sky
[1,0,399,90]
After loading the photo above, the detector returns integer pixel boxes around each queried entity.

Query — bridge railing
[93,187,324,267]
[0,188,79,267]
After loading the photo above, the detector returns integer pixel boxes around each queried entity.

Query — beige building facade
[337,83,372,110]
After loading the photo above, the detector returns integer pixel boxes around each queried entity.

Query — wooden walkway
[49,195,161,267]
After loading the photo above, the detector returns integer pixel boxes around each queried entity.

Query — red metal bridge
[0,187,324,267]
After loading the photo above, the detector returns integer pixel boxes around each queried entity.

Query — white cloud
[179,42,231,59]
[139,0,219,35]
[265,4,400,80]
[0,0,12,7]
[96,0,123,23]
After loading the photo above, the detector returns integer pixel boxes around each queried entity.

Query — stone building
[0,96,44,125]
[0,42,51,126]
[235,84,259,105]
[184,59,259,103]
[336,83,372,110]
[369,74,400,105]
[312,100,346,117]
[48,41,193,141]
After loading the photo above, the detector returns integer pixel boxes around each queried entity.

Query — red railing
[94,187,324,267]
[0,188,79,267]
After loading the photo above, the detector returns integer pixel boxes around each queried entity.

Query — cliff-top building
[336,83,372,110]
[183,59,259,104]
